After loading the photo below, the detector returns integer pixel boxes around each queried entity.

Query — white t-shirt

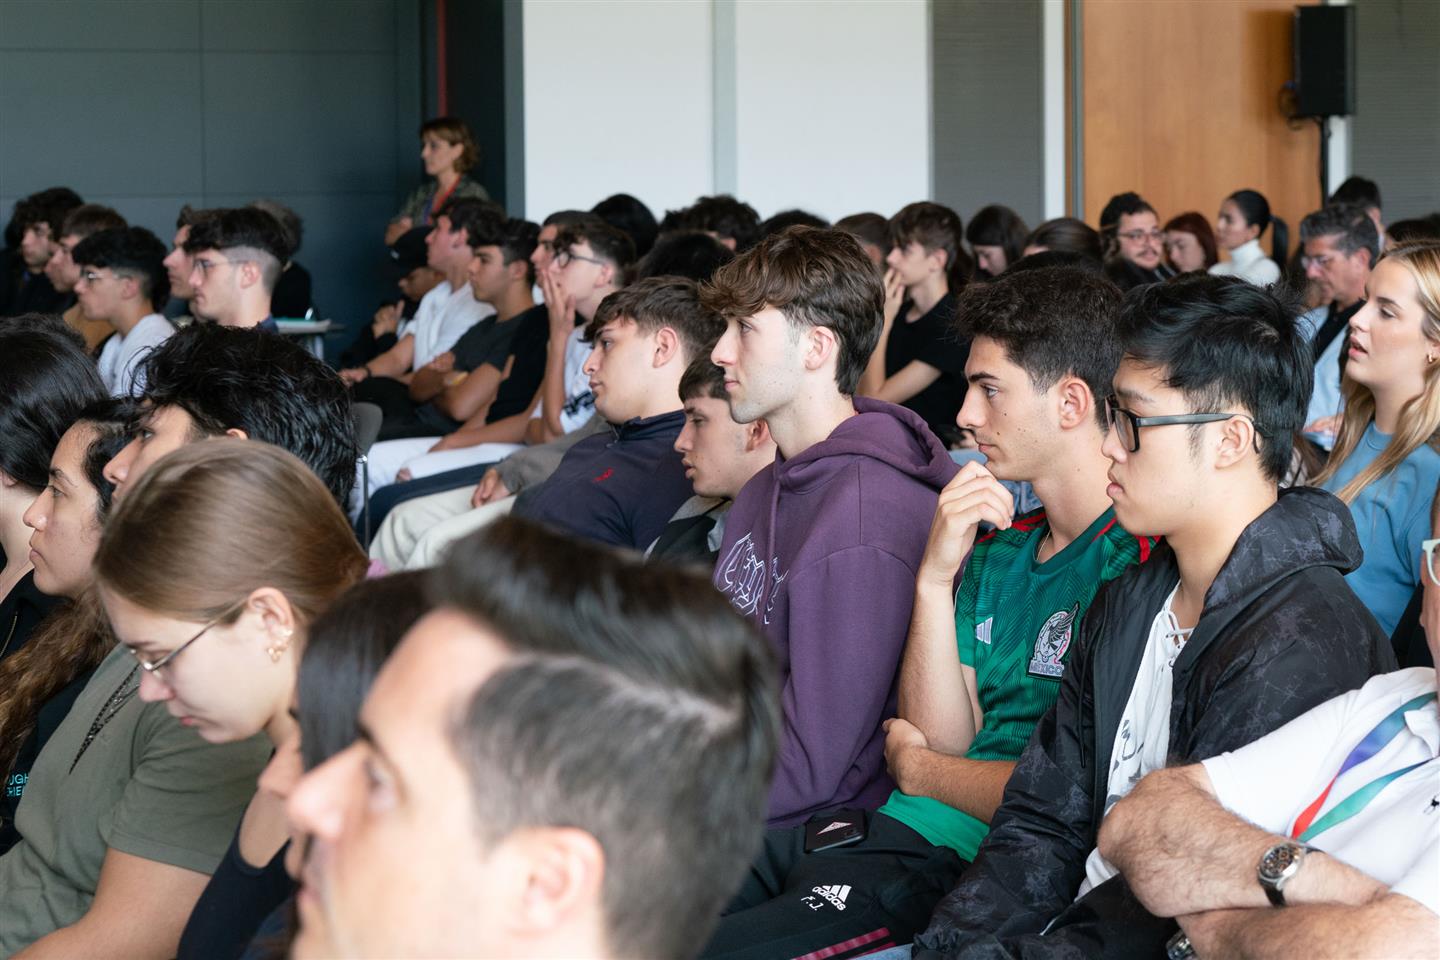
[1202,668,1440,916]
[408,280,494,371]
[96,313,174,397]
[1079,584,1190,896]
[528,325,596,434]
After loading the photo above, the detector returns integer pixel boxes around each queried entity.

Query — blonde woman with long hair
[1315,241,1440,635]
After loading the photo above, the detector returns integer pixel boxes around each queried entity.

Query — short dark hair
[135,324,358,507]
[555,220,636,284]
[183,207,291,291]
[635,230,734,283]
[0,322,107,491]
[1387,215,1440,246]
[1007,249,1107,275]
[1115,274,1311,482]
[1300,203,1381,265]
[59,204,126,240]
[586,276,724,364]
[419,116,481,174]
[298,571,428,770]
[891,201,970,288]
[592,193,658,258]
[250,199,304,257]
[1099,192,1157,232]
[958,267,1123,428]
[679,355,727,403]
[673,195,762,251]
[14,187,83,238]
[438,197,504,248]
[761,209,830,237]
[1329,175,1381,213]
[77,397,135,522]
[542,209,599,229]
[702,226,882,395]
[1024,217,1102,261]
[72,226,171,310]
[966,204,1030,271]
[434,517,778,960]
[176,204,209,230]
[468,214,540,285]
[834,212,892,257]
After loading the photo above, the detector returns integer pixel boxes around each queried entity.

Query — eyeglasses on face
[553,248,606,270]
[129,598,247,679]
[1118,229,1164,243]
[1104,396,1258,454]
[79,270,126,284]
[192,257,252,277]
[1301,253,1338,270]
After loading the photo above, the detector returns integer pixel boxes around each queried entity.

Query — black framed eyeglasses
[129,597,247,679]
[553,248,606,270]
[1105,397,1256,454]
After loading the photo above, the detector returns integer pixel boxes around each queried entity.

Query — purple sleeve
[767,546,916,826]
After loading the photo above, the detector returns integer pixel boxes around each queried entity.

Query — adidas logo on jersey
[802,884,851,911]
[976,616,995,645]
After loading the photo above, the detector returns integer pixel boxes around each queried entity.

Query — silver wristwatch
[1257,841,1311,906]
[1166,930,1196,960]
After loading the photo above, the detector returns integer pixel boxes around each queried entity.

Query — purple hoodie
[713,397,959,827]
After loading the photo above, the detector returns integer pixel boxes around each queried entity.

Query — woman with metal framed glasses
[1313,241,1440,638]
[0,439,366,958]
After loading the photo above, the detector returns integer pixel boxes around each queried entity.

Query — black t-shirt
[450,310,523,373]
[885,292,968,444]
[486,304,550,423]
[177,833,294,960]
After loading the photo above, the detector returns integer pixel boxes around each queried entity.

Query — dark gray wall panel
[1351,0,1440,221]
[0,52,204,195]
[201,0,396,52]
[202,52,397,194]
[931,0,1045,228]
[0,1,199,50]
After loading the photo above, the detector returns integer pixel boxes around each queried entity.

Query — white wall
[521,0,932,223]
[521,0,714,221]
[730,0,930,221]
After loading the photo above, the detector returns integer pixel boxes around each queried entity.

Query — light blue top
[1321,423,1440,635]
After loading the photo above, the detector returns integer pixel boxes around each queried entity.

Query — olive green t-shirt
[0,644,270,952]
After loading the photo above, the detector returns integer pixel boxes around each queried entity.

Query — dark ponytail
[1227,189,1286,260]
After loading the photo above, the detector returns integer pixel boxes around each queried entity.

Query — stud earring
[267,627,294,663]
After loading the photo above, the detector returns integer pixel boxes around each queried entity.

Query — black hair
[635,230,735,283]
[250,199,304,257]
[1387,215,1440,246]
[671,195,762,252]
[1099,192,1157,232]
[438,197,505,249]
[13,187,84,238]
[1226,189,1288,262]
[176,204,210,230]
[71,226,171,311]
[434,516,777,960]
[183,207,292,291]
[834,212,892,258]
[761,209,830,237]
[542,209,599,229]
[1299,203,1382,266]
[592,194,658,258]
[1024,217,1103,261]
[679,355,727,403]
[297,571,429,770]
[891,201,971,290]
[135,324,358,507]
[1006,249,1106,276]
[966,204,1030,274]
[0,321,108,491]
[958,266,1123,428]
[555,220,637,283]
[1115,274,1311,482]
[77,397,136,521]
[1328,176,1382,214]
[468,215,540,285]
[59,204,126,241]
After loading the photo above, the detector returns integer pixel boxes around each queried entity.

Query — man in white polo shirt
[1098,655,1440,959]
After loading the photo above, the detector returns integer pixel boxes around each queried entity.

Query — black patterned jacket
[916,486,1397,959]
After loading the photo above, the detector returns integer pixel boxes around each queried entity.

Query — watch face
[1260,844,1299,880]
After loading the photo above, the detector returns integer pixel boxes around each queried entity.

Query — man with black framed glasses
[918,274,1395,958]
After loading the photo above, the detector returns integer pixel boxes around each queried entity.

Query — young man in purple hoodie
[705,226,959,828]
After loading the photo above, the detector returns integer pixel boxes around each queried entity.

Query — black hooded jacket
[916,486,1397,959]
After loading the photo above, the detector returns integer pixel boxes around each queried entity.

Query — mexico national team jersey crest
[1028,603,1079,678]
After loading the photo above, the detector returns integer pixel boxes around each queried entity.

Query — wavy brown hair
[0,403,131,779]
[95,438,367,630]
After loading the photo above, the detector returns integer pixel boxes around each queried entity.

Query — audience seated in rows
[43,204,128,353]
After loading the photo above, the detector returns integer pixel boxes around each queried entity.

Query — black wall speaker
[1293,5,1356,118]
